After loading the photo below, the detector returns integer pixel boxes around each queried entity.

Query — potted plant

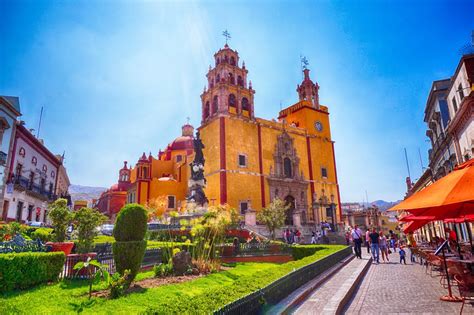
[67,207,107,277]
[46,198,74,255]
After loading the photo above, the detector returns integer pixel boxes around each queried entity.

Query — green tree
[73,208,107,254]
[256,198,289,239]
[48,199,72,242]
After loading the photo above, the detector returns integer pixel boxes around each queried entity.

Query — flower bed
[0,245,346,313]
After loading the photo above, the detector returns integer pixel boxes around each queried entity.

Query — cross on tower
[300,55,309,71]
[222,29,231,45]
[186,117,190,124]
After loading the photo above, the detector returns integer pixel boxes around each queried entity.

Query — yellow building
[199,44,341,226]
[126,124,194,211]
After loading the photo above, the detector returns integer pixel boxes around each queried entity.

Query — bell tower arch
[201,44,255,123]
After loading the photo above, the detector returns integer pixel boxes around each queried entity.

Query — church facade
[199,44,341,226]
[97,44,341,227]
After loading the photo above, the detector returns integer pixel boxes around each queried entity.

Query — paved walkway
[293,254,371,314]
[345,250,472,314]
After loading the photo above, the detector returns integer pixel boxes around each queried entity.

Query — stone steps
[266,252,372,315]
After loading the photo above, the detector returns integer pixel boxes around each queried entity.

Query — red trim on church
[306,137,315,203]
[219,117,227,204]
[331,142,342,221]
[257,124,265,207]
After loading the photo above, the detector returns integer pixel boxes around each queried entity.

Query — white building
[424,79,458,180]
[0,96,21,220]
[3,122,68,223]
[446,53,474,163]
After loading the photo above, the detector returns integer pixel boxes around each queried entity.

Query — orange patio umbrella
[389,158,474,217]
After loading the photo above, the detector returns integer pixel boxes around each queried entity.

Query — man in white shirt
[351,225,363,259]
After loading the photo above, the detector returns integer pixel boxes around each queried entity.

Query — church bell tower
[201,44,255,123]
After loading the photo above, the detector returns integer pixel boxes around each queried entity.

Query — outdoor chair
[454,273,474,314]
[427,253,443,277]
[441,261,469,289]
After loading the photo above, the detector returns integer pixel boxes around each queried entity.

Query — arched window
[216,74,220,84]
[284,158,292,178]
[224,55,229,63]
[237,76,243,87]
[230,56,236,66]
[212,96,218,114]
[216,58,220,65]
[241,97,250,111]
[228,94,236,108]
[204,101,210,119]
[229,73,235,84]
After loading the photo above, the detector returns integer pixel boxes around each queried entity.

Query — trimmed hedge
[113,240,147,278]
[114,204,148,242]
[291,245,324,260]
[30,228,53,243]
[0,252,65,292]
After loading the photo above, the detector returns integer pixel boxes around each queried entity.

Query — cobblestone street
[345,250,473,314]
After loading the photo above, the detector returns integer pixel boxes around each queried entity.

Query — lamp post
[330,194,337,232]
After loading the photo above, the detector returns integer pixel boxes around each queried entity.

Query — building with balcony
[446,53,474,163]
[410,51,473,197]
[0,96,22,220]
[2,122,69,223]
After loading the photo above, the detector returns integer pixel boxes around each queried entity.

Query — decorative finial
[242,61,245,69]
[222,29,231,45]
[300,55,309,79]
[249,80,252,89]
[186,116,190,124]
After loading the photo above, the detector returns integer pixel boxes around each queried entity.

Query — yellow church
[102,43,341,228]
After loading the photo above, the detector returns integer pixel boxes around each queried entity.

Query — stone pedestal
[293,213,302,227]
[245,209,256,226]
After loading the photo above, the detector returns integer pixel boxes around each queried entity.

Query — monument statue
[187,131,208,206]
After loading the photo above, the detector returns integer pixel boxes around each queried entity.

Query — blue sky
[1,0,473,202]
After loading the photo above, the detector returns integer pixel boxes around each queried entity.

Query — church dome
[169,135,193,151]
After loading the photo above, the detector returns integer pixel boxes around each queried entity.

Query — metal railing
[0,238,49,254]
[213,246,352,314]
[13,176,56,201]
[61,244,163,279]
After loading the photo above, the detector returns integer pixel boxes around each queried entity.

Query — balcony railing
[13,176,56,201]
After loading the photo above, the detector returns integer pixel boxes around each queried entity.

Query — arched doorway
[285,195,295,226]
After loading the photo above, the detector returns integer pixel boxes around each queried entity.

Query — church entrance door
[285,195,295,226]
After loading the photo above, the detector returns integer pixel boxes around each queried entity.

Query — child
[399,246,407,265]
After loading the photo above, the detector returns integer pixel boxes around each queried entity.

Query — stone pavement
[292,253,371,314]
[345,250,473,314]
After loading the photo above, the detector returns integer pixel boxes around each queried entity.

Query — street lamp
[330,194,337,232]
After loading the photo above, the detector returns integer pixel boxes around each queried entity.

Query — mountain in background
[69,184,107,203]
[360,200,401,211]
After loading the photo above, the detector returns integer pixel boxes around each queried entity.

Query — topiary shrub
[112,204,148,283]
[113,203,148,242]
[113,241,147,278]
[31,228,53,243]
[0,252,65,292]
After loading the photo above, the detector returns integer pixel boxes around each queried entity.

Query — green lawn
[0,245,346,314]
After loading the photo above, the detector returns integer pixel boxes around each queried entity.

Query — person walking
[399,246,407,265]
[365,229,371,254]
[316,230,321,244]
[351,225,363,259]
[311,230,316,244]
[368,228,380,263]
[379,232,389,263]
